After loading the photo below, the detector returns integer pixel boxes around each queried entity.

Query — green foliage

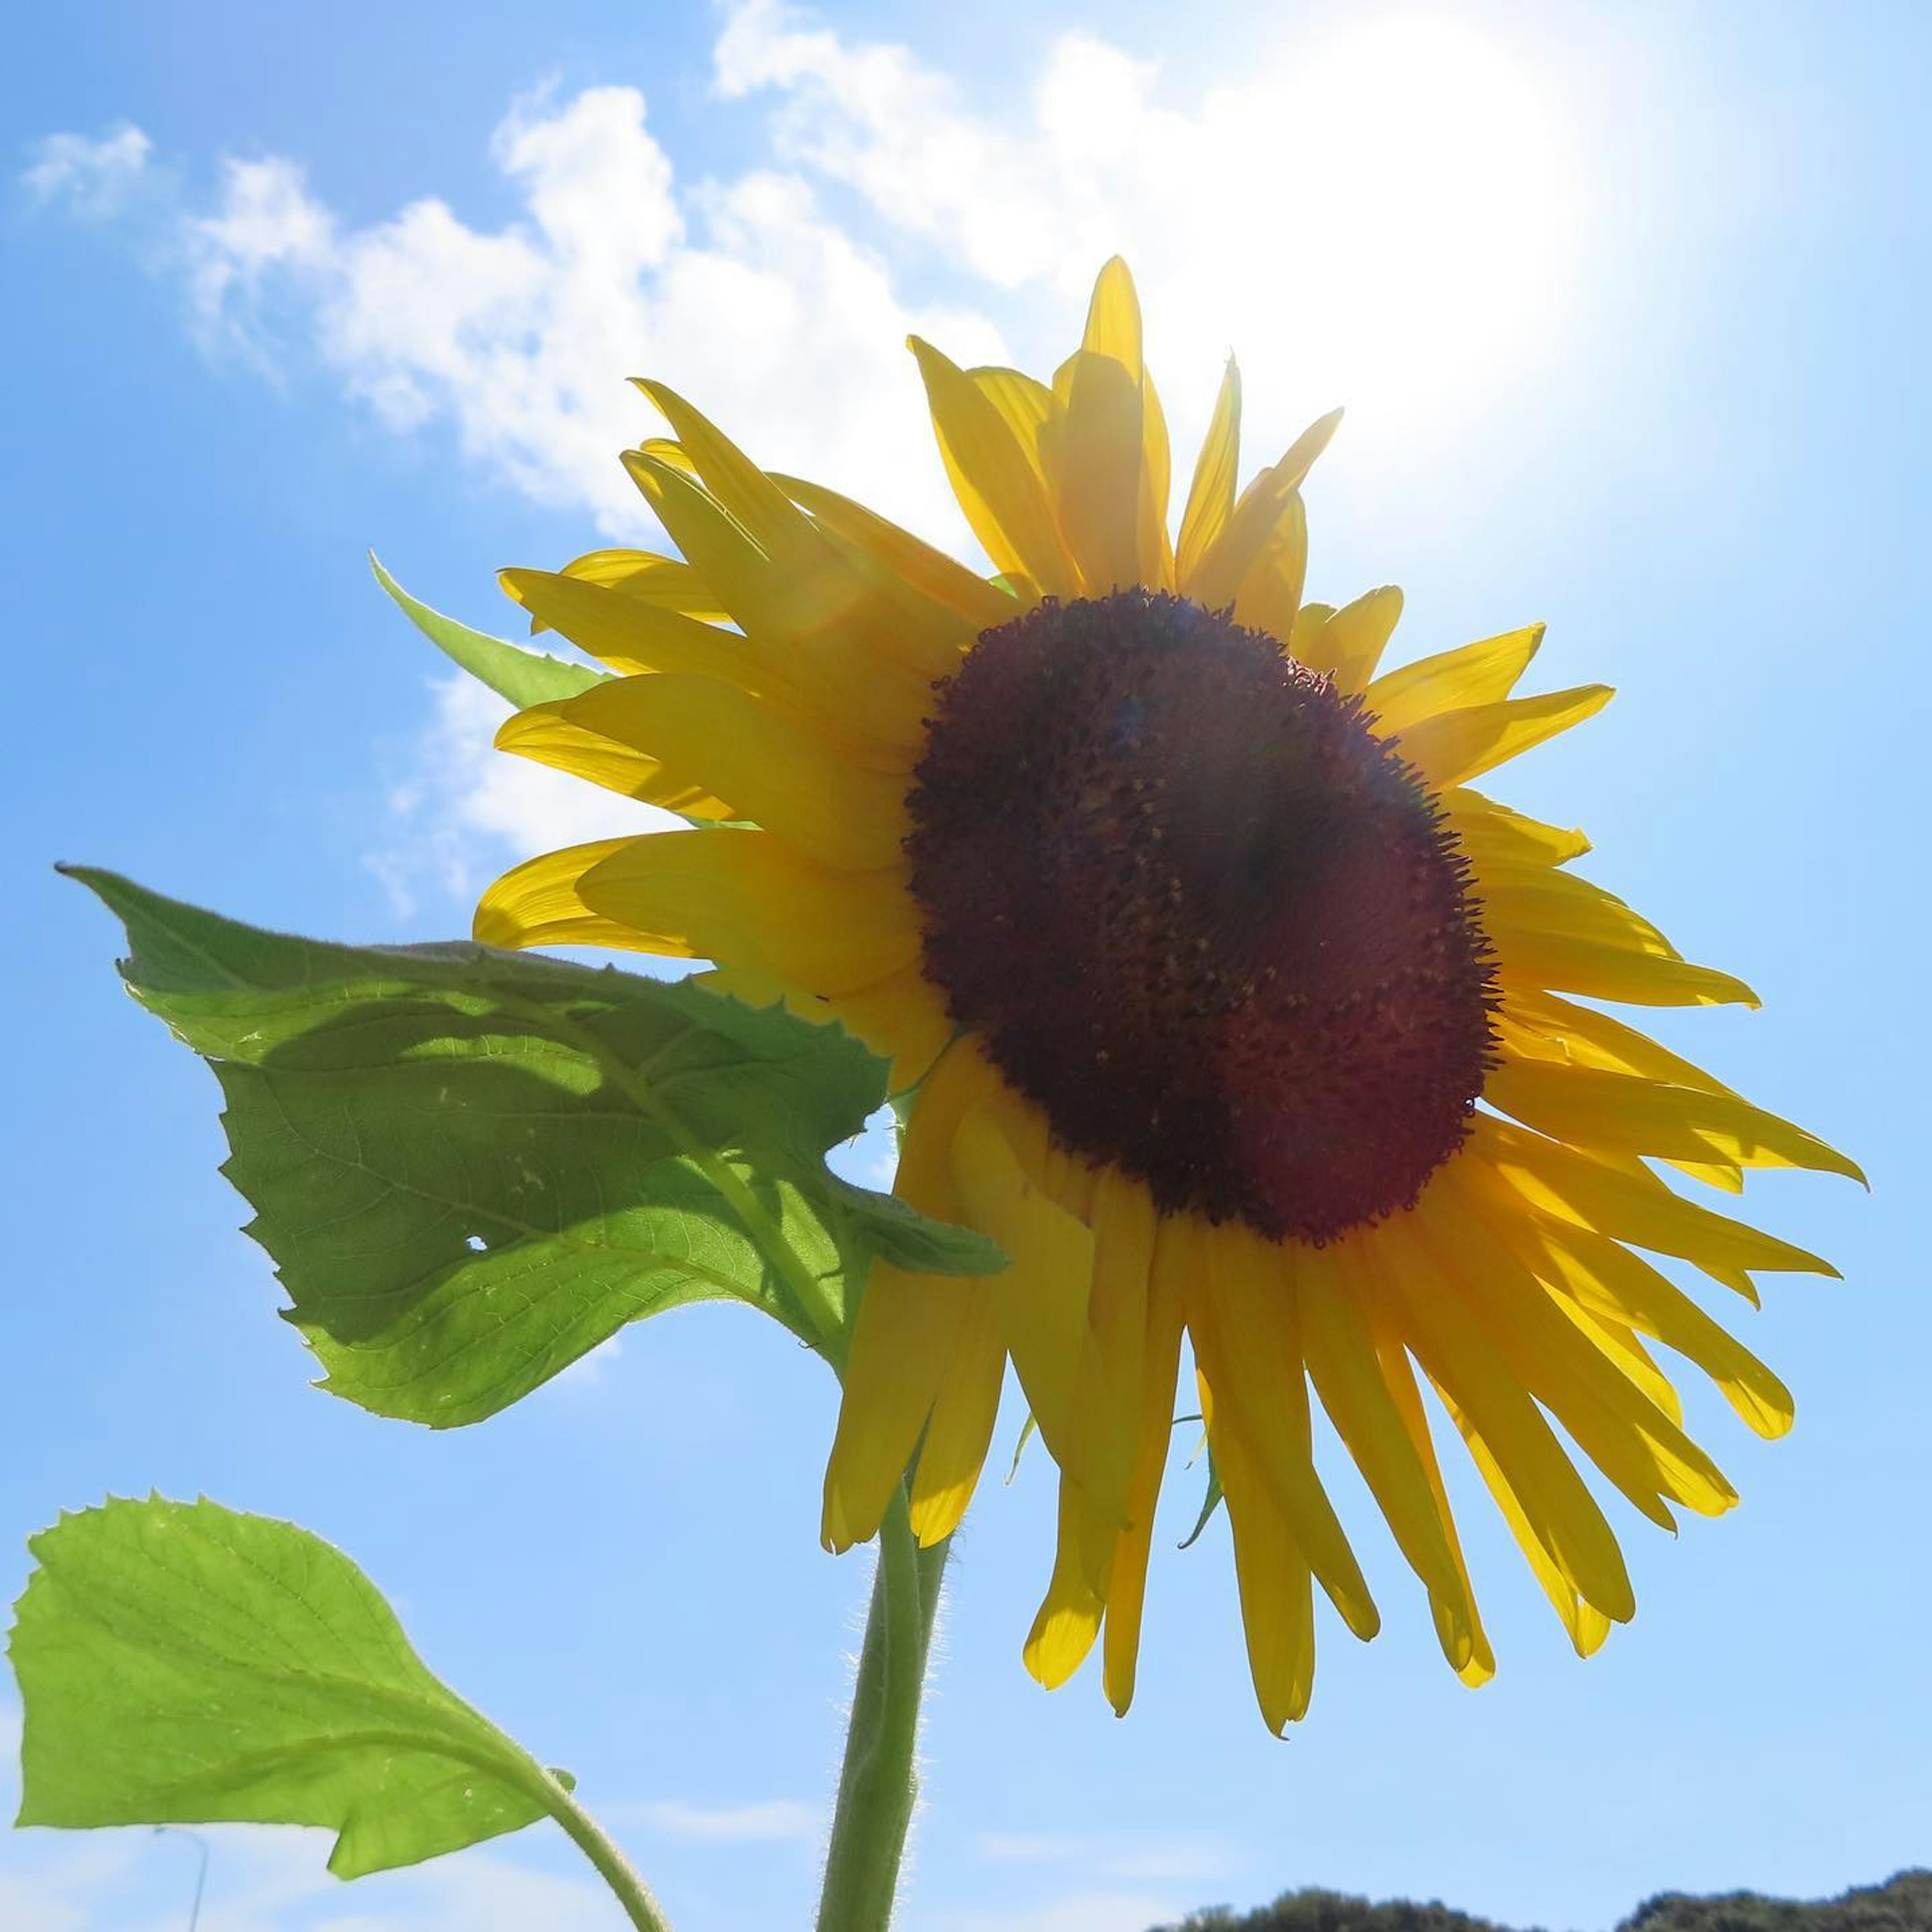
[371,553,610,707]
[69,868,1002,1423]
[1150,1875,1932,1932]
[10,1496,575,1878]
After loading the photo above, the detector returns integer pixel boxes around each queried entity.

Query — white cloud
[978,1830,1236,1884]
[23,123,152,216]
[619,1796,823,1842]
[367,671,661,919]
[29,3,1584,918]
[0,1824,620,1932]
[716,0,1581,449]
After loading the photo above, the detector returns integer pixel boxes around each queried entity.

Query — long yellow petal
[1487,1059,1865,1184]
[949,1102,1112,1518]
[1232,491,1307,649]
[1177,358,1241,592]
[502,567,777,693]
[909,337,1077,596]
[1208,1382,1317,1734]
[496,701,730,820]
[822,1042,1002,1549]
[1023,1477,1108,1690]
[1300,1242,1476,1655]
[1366,625,1545,737]
[775,472,1015,630]
[1048,347,1146,594]
[1395,683,1614,787]
[1102,1209,1193,1716]
[1474,1117,1837,1276]
[1376,1206,1636,1623]
[1429,1172,1737,1523]
[909,1284,1007,1544]
[1191,1225,1381,1640]
[1186,411,1342,611]
[1445,788,1591,867]
[474,838,657,951]
[529,548,731,630]
[533,674,911,872]
[624,452,936,751]
[577,829,921,994]
[1469,1175,1795,1439]
[1348,1234,1495,1684]
[1300,585,1403,694]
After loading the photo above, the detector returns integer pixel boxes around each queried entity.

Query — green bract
[69,868,1001,1424]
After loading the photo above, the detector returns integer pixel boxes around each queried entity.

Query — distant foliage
[1154,1874,1932,1932]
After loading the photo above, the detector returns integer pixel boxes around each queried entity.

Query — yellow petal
[1470,1177,1795,1439]
[502,567,778,692]
[1048,347,1146,594]
[1101,1209,1193,1717]
[1300,585,1404,694]
[1191,1224,1381,1640]
[908,1284,1007,1545]
[909,337,1077,596]
[1208,1389,1317,1734]
[822,1042,1002,1549]
[1231,491,1307,649]
[1300,1242,1476,1656]
[775,472,1015,630]
[1023,1477,1108,1690]
[474,838,657,951]
[496,701,730,820]
[1487,1059,1865,1184]
[826,967,956,1095]
[624,452,936,751]
[577,828,921,994]
[1474,1117,1838,1277]
[530,548,731,630]
[1375,1206,1636,1623]
[1445,789,1591,867]
[1185,410,1341,612]
[1429,1171,1736,1524]
[1347,1234,1495,1684]
[535,674,911,872]
[1177,358,1241,592]
[1366,625,1544,737]
[949,1103,1117,1521]
[1482,864,1759,1009]
[1394,683,1614,787]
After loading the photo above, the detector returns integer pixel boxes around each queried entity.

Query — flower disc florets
[906,590,1498,1244]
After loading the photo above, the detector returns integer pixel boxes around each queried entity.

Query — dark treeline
[1153,1871,1932,1932]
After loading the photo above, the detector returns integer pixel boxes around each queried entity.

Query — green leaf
[372,552,611,708]
[69,868,1003,1424]
[10,1496,575,1877]
[1178,1444,1224,1550]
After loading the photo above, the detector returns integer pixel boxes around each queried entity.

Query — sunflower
[475,259,1858,1731]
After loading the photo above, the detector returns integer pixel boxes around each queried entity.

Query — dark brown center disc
[905,590,1496,1244]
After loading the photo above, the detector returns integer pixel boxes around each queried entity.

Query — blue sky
[7,3,1928,1928]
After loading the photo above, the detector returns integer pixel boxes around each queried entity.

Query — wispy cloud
[22,123,153,216]
[978,1829,1238,1885]
[619,1796,824,1843]
[25,0,1582,915]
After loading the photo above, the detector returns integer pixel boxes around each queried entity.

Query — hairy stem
[816,1485,950,1932]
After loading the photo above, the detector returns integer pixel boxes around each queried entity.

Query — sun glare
[1140,16,1577,441]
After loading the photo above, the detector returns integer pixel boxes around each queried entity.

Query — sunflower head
[476,258,1860,1732]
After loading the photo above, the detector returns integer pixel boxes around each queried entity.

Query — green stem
[816,1486,950,1932]
[538,1767,677,1932]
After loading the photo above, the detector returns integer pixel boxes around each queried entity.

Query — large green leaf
[71,868,1000,1422]
[371,553,611,707]
[10,1496,578,1878]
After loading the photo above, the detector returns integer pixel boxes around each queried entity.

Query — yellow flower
[475,260,1859,1731]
